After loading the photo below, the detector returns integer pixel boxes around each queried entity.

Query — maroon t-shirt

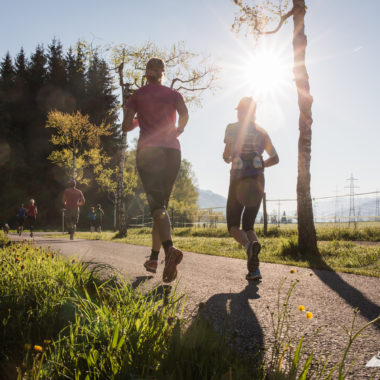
[63,188,84,210]
[126,83,185,150]
[27,205,37,217]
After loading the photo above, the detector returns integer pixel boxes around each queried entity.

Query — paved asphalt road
[9,233,380,379]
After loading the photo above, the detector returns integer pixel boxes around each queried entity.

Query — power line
[199,190,380,209]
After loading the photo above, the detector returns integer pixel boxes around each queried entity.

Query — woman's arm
[263,134,279,168]
[122,107,137,133]
[223,142,233,163]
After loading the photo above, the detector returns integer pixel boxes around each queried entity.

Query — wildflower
[46,253,50,258]
[21,264,25,270]
[306,312,313,319]
[34,345,43,352]
[24,344,31,350]
[15,257,21,262]
[43,339,51,345]
[72,258,76,263]
[290,268,296,273]
[298,305,306,312]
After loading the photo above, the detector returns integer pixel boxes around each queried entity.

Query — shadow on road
[131,275,154,289]
[200,281,264,353]
[306,255,380,327]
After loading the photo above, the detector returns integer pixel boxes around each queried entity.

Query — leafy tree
[46,110,111,183]
[65,43,86,112]
[171,159,198,214]
[232,0,318,255]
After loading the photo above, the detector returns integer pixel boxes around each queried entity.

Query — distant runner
[123,57,189,283]
[26,199,38,238]
[62,180,85,240]
[223,97,279,281]
[16,203,26,236]
[94,204,104,233]
[88,207,96,233]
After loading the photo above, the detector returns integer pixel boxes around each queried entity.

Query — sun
[241,50,291,97]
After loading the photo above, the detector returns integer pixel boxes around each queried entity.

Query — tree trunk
[115,59,128,237]
[292,0,319,255]
[116,132,127,236]
[72,141,76,179]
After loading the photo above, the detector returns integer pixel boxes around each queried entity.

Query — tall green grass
[1,241,378,379]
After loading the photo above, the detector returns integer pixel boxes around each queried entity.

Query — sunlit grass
[47,227,380,277]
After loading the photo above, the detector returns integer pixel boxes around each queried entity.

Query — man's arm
[78,191,85,206]
[62,190,67,207]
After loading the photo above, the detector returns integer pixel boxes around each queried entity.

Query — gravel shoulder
[9,233,380,379]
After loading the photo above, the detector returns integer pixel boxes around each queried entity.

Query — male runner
[16,203,26,236]
[62,179,85,240]
[26,199,38,238]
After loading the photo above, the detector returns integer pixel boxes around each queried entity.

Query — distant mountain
[197,189,227,209]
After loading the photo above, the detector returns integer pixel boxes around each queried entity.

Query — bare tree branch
[170,71,209,89]
[258,7,294,34]
[175,86,210,92]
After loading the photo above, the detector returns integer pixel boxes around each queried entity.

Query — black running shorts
[227,173,264,231]
[65,208,79,225]
[136,147,181,214]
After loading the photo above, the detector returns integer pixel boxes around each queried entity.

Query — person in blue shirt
[88,207,96,233]
[16,203,26,236]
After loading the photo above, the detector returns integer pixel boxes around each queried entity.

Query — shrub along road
[10,233,380,379]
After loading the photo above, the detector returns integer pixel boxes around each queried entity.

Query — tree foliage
[0,40,118,226]
[46,110,111,184]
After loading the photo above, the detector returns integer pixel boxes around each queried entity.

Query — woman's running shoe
[163,246,183,283]
[144,258,158,274]
[247,241,261,273]
[246,268,262,281]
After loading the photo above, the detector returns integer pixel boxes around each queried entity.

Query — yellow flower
[24,344,31,350]
[298,305,306,312]
[290,269,296,273]
[34,345,43,352]
[306,312,313,319]
[43,339,51,345]
[15,257,21,262]
[72,258,76,263]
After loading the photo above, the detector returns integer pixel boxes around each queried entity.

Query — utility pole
[334,186,339,224]
[345,173,359,228]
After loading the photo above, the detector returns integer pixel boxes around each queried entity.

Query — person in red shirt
[62,179,85,240]
[26,199,38,238]
[123,57,189,283]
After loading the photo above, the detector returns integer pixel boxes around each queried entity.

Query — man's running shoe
[163,246,183,283]
[247,241,261,273]
[246,268,262,281]
[144,258,158,274]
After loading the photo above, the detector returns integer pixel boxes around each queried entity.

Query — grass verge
[47,228,380,277]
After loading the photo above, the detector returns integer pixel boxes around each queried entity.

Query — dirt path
[9,233,380,379]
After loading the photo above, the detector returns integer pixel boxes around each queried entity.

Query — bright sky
[1,0,379,200]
